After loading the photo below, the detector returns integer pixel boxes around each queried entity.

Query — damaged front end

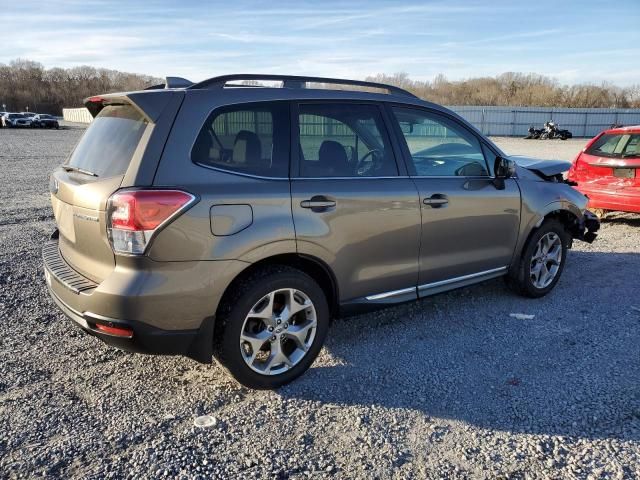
[509,155,600,244]
[509,155,572,182]
[575,210,600,243]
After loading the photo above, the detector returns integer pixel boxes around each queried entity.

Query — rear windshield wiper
[61,165,98,177]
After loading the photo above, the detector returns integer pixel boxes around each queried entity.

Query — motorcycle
[540,121,572,140]
[524,125,543,139]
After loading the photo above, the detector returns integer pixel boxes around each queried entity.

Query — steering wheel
[356,149,383,175]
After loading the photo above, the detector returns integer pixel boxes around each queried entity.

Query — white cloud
[0,0,638,86]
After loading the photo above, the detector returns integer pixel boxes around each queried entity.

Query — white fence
[61,104,640,137]
[62,107,93,124]
[448,106,640,137]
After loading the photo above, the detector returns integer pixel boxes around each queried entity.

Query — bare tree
[365,72,640,108]
[0,59,161,114]
[1,59,638,113]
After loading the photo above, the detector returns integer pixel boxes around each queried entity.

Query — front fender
[522,200,598,250]
[531,200,584,230]
[514,181,597,266]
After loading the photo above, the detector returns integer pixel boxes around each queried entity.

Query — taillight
[107,189,196,255]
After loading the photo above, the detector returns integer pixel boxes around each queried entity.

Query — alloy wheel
[239,288,317,375]
[530,232,562,289]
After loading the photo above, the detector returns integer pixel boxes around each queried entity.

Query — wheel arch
[511,204,581,277]
[216,253,340,319]
[534,201,583,242]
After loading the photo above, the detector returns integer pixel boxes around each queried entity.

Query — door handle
[300,196,336,211]
[423,194,448,208]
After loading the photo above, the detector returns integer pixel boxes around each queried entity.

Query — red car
[568,125,640,215]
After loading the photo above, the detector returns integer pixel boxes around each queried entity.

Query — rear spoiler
[83,88,185,122]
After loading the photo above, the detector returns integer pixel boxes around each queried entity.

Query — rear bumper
[46,282,208,358]
[574,184,640,214]
[41,231,246,362]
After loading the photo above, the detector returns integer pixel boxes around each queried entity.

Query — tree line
[366,72,640,108]
[0,59,161,115]
[1,59,639,115]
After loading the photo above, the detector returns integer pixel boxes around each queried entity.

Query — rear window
[67,104,149,177]
[587,133,640,159]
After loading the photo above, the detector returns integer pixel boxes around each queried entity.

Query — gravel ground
[491,136,590,162]
[1,127,639,479]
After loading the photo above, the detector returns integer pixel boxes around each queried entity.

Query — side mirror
[493,156,515,190]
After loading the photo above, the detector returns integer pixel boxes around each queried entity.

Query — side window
[297,103,398,178]
[392,107,489,177]
[191,102,288,177]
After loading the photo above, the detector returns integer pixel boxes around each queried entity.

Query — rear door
[388,106,521,294]
[290,102,421,303]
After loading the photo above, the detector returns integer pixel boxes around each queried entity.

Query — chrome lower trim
[365,286,416,301]
[418,266,508,292]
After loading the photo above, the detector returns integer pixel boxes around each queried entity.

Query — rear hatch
[573,131,640,189]
[50,88,185,283]
[51,103,152,282]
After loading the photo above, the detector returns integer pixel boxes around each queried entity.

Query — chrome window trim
[411,174,519,180]
[192,162,290,181]
[410,175,493,180]
[191,165,519,182]
[295,176,410,181]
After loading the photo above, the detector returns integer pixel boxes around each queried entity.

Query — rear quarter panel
[150,89,296,262]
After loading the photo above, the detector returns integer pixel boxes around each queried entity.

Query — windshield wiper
[61,165,98,177]
[621,153,639,158]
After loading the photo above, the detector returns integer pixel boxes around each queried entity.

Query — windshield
[9,114,24,119]
[587,133,640,158]
[67,104,149,178]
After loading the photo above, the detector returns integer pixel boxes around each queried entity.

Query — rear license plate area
[613,168,635,179]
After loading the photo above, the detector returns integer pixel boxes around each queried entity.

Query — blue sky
[1,0,639,85]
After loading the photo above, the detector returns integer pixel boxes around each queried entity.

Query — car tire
[505,219,569,298]
[213,265,330,389]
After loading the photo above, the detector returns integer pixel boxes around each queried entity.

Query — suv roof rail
[187,74,418,98]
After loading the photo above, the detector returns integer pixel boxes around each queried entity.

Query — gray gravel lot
[1,127,639,479]
[491,136,590,162]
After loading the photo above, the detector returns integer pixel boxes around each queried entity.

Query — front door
[389,106,521,295]
[290,102,422,303]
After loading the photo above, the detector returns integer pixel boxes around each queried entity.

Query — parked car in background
[32,114,60,129]
[21,112,37,119]
[568,125,640,215]
[43,74,599,389]
[2,113,32,127]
